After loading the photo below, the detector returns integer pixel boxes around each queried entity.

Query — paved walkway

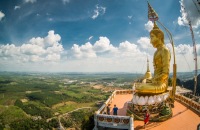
[109,94,133,116]
[109,94,200,130]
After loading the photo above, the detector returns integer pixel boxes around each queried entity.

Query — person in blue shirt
[113,104,118,115]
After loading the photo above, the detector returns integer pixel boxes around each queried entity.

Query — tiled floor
[109,94,200,130]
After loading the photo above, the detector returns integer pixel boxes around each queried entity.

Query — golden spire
[147,57,150,72]
[147,1,159,22]
[144,57,152,79]
[152,21,159,30]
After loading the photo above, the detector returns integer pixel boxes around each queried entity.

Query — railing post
[129,114,134,130]
[94,111,98,130]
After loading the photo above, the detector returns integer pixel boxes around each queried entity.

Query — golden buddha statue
[135,22,171,94]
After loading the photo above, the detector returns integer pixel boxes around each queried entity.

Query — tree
[14,99,23,108]
[168,78,172,86]
[81,114,94,130]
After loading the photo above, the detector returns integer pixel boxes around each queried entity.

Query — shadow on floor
[134,122,161,130]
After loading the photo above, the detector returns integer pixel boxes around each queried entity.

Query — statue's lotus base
[127,91,172,121]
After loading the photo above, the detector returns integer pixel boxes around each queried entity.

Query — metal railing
[175,94,200,114]
[94,90,134,130]
[95,114,133,129]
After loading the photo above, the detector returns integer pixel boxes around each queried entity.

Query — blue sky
[0,0,200,73]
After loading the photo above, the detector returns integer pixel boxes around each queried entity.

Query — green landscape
[0,72,199,130]
[0,72,139,130]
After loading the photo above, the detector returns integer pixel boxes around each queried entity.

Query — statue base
[127,91,172,121]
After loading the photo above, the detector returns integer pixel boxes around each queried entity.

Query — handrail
[96,89,133,114]
[95,114,133,129]
[94,89,134,130]
[175,94,200,114]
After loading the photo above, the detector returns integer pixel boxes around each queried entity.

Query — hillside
[180,74,200,95]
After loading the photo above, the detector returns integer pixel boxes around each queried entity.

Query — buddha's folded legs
[135,83,167,94]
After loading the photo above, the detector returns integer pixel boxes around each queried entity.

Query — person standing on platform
[106,104,111,115]
[144,109,150,128]
[113,104,118,115]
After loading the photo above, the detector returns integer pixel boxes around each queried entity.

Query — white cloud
[144,21,153,32]
[0,44,20,57]
[175,44,193,55]
[67,41,200,73]
[24,0,37,3]
[118,41,146,58]
[178,0,200,28]
[128,16,132,19]
[46,13,50,16]
[93,37,116,53]
[91,5,106,19]
[137,37,150,49]
[14,6,21,10]
[70,42,96,59]
[0,30,63,64]
[70,44,81,58]
[197,44,200,56]
[166,42,200,72]
[62,0,70,4]
[46,43,64,54]
[46,53,60,61]
[0,30,199,72]
[29,37,44,47]
[30,55,43,62]
[119,41,137,51]
[177,0,188,26]
[88,36,93,40]
[128,15,133,24]
[47,18,53,22]
[20,44,45,55]
[66,39,148,73]
[0,11,5,21]
[44,30,61,47]
[70,37,145,60]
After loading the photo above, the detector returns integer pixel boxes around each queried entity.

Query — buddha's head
[150,22,164,48]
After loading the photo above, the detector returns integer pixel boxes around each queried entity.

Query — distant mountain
[178,74,200,95]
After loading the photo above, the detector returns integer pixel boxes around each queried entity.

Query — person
[106,104,111,115]
[143,110,150,128]
[113,104,118,115]
[135,22,171,94]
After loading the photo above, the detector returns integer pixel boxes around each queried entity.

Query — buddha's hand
[142,79,146,83]
[142,78,152,83]
[135,84,144,91]
[146,79,152,83]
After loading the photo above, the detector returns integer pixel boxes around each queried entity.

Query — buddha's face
[150,33,160,48]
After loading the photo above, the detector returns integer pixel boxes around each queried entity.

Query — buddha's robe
[136,45,170,94]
